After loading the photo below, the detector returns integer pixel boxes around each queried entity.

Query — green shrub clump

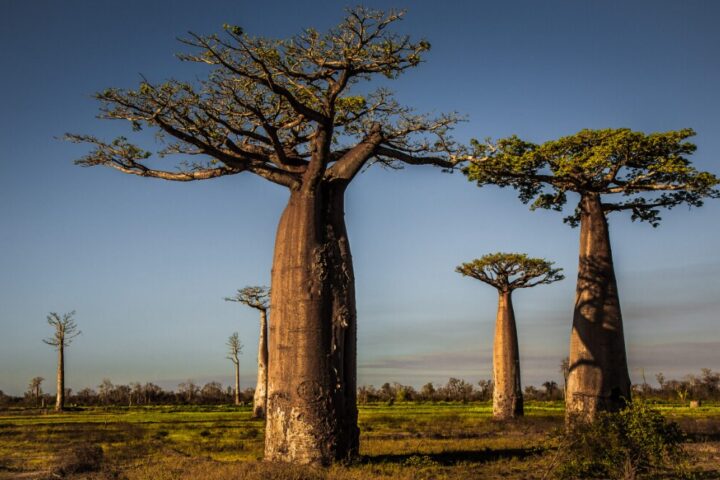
[557,400,687,479]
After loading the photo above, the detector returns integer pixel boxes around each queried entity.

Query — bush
[54,443,104,475]
[556,400,688,479]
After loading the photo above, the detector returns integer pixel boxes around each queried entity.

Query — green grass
[0,402,718,479]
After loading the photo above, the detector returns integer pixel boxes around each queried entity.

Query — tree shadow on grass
[363,446,544,466]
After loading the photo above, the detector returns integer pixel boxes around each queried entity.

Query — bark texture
[253,309,269,418]
[55,345,64,411]
[265,185,357,465]
[493,291,523,419]
[566,194,631,420]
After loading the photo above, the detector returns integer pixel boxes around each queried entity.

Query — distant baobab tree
[457,253,563,419]
[226,286,269,418]
[43,311,81,411]
[465,129,719,420]
[67,7,464,463]
[227,332,243,405]
[28,377,44,406]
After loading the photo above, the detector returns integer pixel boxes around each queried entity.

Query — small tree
[27,377,44,407]
[457,253,563,419]
[226,286,269,417]
[465,129,718,420]
[227,332,243,405]
[43,311,81,411]
[177,380,200,404]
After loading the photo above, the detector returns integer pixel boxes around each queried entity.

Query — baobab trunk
[265,184,358,465]
[234,360,241,406]
[566,193,631,420]
[493,291,523,419]
[55,344,64,411]
[253,309,269,418]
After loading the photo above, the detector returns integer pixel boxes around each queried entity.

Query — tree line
[4,368,719,408]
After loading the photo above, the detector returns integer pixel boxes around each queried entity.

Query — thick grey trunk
[55,345,64,411]
[253,309,269,418]
[265,185,357,465]
[493,291,523,419]
[566,193,631,421]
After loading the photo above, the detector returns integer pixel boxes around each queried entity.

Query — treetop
[43,311,81,348]
[67,7,462,190]
[465,128,719,227]
[456,253,564,292]
[225,286,270,311]
[226,332,243,363]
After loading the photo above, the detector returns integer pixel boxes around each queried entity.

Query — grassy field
[0,402,719,479]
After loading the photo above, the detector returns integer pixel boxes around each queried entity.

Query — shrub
[54,443,104,475]
[556,400,688,479]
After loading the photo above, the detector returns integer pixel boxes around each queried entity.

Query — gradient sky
[1,0,719,396]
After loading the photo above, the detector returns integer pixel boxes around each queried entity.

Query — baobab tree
[43,311,81,411]
[67,8,462,463]
[465,129,719,420]
[27,377,44,407]
[227,332,243,405]
[226,286,270,418]
[456,253,563,419]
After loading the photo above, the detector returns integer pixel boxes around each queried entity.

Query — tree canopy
[43,311,81,348]
[465,128,719,226]
[226,332,243,364]
[67,7,462,190]
[225,286,270,311]
[456,253,564,292]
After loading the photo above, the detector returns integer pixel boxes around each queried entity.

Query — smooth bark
[265,184,357,465]
[493,291,523,419]
[55,344,64,411]
[566,193,631,420]
[253,309,269,418]
[234,360,241,406]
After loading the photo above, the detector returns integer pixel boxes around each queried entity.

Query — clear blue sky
[1,0,718,395]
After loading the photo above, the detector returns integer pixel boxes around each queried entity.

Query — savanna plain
[1,402,720,480]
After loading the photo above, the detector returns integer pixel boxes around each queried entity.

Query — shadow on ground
[364,446,543,466]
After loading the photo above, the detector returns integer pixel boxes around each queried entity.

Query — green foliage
[456,252,563,291]
[465,129,719,227]
[68,7,461,183]
[557,400,688,479]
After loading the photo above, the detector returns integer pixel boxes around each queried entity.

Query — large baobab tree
[456,253,563,419]
[226,286,270,418]
[43,311,81,411]
[227,332,244,406]
[465,129,719,420]
[67,8,462,463]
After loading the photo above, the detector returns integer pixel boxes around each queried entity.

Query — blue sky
[1,0,718,395]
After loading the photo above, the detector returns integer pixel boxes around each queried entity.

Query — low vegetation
[0,401,719,479]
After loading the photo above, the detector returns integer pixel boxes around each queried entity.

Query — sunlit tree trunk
[566,193,631,420]
[493,291,523,418]
[253,310,269,418]
[55,344,64,411]
[234,360,241,406]
[265,184,357,465]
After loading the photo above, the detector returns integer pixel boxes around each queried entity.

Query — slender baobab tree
[456,253,563,419]
[226,286,270,418]
[28,377,44,407]
[67,8,463,463]
[43,311,81,411]
[465,129,719,420]
[227,333,243,405]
